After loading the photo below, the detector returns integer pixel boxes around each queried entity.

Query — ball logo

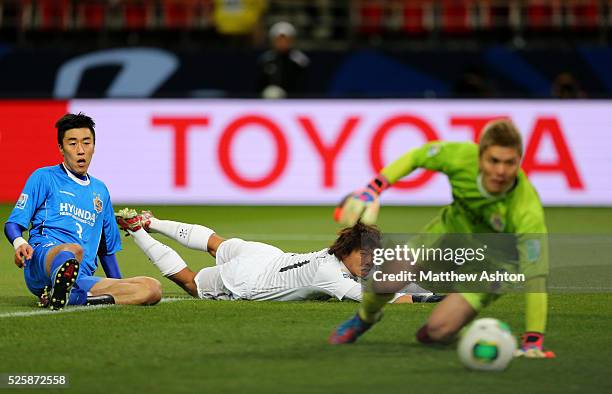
[93,194,103,214]
[472,340,499,363]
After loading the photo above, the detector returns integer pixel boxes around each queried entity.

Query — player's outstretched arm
[4,222,32,268]
[514,210,552,358]
[515,278,555,358]
[334,143,422,226]
[335,142,455,226]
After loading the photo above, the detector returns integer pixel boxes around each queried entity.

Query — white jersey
[216,239,361,301]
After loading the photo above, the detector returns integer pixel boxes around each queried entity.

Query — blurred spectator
[256,21,310,98]
[551,72,586,99]
[453,66,493,98]
[214,0,268,43]
[305,0,333,40]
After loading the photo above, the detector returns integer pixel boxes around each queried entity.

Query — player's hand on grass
[14,243,33,268]
[334,175,390,226]
[514,332,556,359]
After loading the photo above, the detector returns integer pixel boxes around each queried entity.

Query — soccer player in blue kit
[3,113,161,310]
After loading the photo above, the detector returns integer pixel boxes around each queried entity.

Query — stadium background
[0,1,611,393]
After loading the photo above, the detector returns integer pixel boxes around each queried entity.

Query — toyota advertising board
[1,100,610,205]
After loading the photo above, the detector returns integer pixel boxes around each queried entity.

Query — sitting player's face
[60,128,95,175]
[479,145,521,194]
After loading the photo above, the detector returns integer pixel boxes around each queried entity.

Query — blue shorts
[24,241,102,304]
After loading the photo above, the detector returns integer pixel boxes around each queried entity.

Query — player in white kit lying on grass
[115,209,442,303]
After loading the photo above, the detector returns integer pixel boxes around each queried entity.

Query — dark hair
[328,222,382,260]
[479,119,522,157]
[56,113,96,146]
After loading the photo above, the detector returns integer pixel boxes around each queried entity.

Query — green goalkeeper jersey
[381,141,548,279]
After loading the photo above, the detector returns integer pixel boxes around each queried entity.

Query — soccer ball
[458,318,517,371]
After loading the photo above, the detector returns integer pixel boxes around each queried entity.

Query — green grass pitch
[0,205,611,394]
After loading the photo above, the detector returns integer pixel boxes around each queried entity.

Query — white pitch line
[160,297,193,303]
[0,297,193,319]
[0,304,114,318]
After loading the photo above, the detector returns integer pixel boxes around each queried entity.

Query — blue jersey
[8,164,121,276]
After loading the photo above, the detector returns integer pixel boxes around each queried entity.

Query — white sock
[148,218,214,252]
[129,229,187,277]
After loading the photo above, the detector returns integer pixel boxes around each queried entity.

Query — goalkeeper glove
[334,175,390,226]
[514,332,556,359]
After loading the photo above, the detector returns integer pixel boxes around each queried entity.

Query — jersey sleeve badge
[16,193,29,209]
[427,143,441,157]
[525,239,541,262]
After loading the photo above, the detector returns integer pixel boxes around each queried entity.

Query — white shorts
[194,238,283,300]
[193,266,232,300]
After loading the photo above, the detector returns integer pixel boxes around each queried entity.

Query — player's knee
[60,244,84,261]
[139,277,162,305]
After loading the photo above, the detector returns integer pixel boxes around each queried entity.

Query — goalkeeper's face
[479,145,521,194]
[59,127,95,176]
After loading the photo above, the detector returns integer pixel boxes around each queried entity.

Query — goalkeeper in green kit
[329,119,555,358]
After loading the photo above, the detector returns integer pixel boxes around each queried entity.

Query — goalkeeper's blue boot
[329,313,378,344]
